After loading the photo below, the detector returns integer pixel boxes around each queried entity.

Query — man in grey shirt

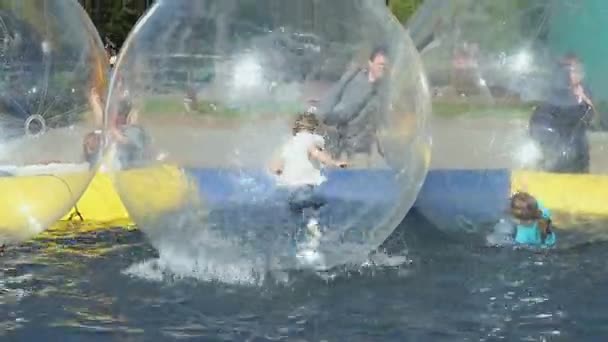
[316,47,388,164]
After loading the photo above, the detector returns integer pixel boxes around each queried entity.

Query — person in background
[83,88,104,168]
[316,46,389,166]
[529,53,596,173]
[104,36,118,69]
[85,86,149,170]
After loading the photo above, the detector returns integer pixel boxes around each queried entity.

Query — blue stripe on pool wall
[185,168,402,205]
[184,168,511,230]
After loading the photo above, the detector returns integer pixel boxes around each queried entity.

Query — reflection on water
[0,213,607,340]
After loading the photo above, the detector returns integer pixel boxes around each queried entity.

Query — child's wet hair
[292,112,319,135]
[510,192,542,221]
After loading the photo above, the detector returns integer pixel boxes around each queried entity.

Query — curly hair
[510,192,543,221]
[292,112,320,136]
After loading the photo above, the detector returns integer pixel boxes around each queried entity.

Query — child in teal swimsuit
[510,192,556,247]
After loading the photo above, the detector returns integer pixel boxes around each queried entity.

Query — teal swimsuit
[514,202,556,247]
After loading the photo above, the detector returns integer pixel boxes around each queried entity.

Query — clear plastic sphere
[109,0,430,271]
[0,0,108,244]
[408,0,608,240]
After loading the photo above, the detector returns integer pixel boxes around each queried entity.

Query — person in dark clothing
[85,86,150,170]
[316,46,389,164]
[529,55,596,173]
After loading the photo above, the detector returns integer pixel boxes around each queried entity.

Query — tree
[101,0,141,48]
[389,0,424,23]
[76,0,421,50]
[78,0,148,48]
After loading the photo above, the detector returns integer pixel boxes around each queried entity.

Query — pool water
[0,211,607,341]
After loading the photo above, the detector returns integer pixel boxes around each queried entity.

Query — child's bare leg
[293,189,326,268]
[297,207,325,268]
[305,207,322,247]
[288,206,305,247]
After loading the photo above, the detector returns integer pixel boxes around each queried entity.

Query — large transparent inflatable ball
[109,0,430,272]
[408,0,608,243]
[0,0,108,244]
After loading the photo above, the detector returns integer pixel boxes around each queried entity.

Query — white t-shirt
[276,131,327,187]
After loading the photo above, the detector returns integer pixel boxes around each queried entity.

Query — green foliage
[101,0,141,47]
[79,0,145,47]
[389,0,424,23]
[78,0,424,49]
[425,0,549,54]
[432,100,534,118]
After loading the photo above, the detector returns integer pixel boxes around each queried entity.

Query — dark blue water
[1,212,607,341]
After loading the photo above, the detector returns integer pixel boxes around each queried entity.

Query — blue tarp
[414,169,511,231]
